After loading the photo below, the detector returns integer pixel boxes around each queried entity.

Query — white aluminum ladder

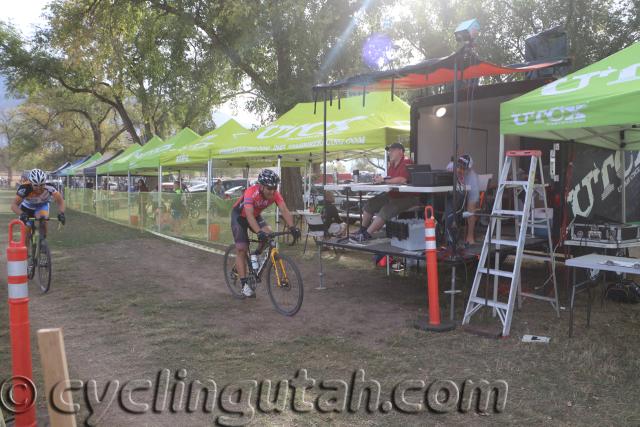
[462,150,559,337]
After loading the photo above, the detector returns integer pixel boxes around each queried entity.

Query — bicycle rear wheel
[38,240,52,293]
[266,253,303,316]
[223,244,244,299]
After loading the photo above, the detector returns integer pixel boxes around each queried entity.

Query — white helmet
[28,169,46,186]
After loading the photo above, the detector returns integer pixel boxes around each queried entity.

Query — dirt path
[1,209,639,426]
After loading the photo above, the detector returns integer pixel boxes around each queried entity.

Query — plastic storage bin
[386,219,425,251]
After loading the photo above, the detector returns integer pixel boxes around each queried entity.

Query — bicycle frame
[26,218,47,260]
[249,234,293,287]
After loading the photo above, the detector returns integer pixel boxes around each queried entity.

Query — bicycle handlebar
[249,230,299,246]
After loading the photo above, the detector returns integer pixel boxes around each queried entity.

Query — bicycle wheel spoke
[266,253,303,316]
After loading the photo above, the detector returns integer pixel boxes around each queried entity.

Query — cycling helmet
[257,169,280,187]
[457,154,473,170]
[28,168,46,186]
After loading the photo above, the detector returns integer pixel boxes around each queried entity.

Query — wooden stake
[37,328,77,427]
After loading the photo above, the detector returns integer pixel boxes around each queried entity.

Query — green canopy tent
[129,129,199,172]
[211,92,410,167]
[160,119,249,169]
[58,152,102,177]
[500,42,640,221]
[96,143,143,176]
[129,128,200,209]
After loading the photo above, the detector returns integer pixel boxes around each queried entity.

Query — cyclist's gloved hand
[58,212,66,225]
[19,212,29,224]
[257,230,269,241]
[289,226,301,241]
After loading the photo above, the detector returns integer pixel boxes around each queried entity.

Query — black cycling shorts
[231,208,267,250]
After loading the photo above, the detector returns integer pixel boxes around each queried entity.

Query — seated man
[445,155,480,246]
[321,191,346,237]
[351,142,420,242]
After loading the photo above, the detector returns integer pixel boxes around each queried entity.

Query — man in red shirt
[351,142,420,242]
[231,169,300,297]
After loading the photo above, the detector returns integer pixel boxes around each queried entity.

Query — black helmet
[257,169,280,187]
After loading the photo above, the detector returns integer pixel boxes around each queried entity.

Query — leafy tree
[0,1,241,146]
[144,0,378,208]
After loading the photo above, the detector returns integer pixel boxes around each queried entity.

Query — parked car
[223,185,246,200]
[221,179,248,192]
[187,182,208,193]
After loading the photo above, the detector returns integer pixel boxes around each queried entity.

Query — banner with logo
[568,147,640,222]
[500,42,640,151]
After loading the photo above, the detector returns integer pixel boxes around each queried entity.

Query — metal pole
[621,131,627,223]
[451,51,460,254]
[127,170,131,222]
[207,156,212,239]
[276,156,281,236]
[383,148,389,176]
[323,90,328,186]
[158,165,163,214]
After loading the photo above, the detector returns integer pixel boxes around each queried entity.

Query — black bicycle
[26,217,60,293]
[223,231,304,316]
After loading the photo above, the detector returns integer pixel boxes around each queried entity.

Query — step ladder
[462,150,559,337]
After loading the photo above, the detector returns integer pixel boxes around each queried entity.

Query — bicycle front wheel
[223,244,244,299]
[38,240,52,293]
[266,253,303,316]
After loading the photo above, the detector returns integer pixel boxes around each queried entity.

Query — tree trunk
[281,167,303,211]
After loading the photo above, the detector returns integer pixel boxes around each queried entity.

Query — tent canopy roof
[208,92,410,167]
[59,153,102,176]
[500,42,640,150]
[81,150,124,176]
[160,119,249,169]
[129,129,199,171]
[314,49,566,92]
[96,143,143,175]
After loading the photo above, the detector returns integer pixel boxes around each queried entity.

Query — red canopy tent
[313,49,567,93]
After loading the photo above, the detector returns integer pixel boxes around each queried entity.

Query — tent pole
[450,52,460,255]
[207,156,212,239]
[304,160,311,211]
[276,155,281,237]
[383,149,388,175]
[127,170,131,223]
[621,131,627,223]
[498,134,505,178]
[323,90,327,186]
[158,165,163,219]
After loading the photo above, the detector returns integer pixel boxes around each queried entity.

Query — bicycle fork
[270,249,290,287]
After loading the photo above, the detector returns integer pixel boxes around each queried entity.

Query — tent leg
[621,134,627,223]
[158,165,163,228]
[276,156,282,244]
[207,158,212,240]
[127,170,131,223]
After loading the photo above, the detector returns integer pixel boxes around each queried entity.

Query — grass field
[0,190,639,426]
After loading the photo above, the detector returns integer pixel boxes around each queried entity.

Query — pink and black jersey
[233,184,284,218]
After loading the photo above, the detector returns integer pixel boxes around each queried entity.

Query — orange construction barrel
[209,223,220,241]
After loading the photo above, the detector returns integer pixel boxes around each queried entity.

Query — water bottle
[250,254,259,271]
